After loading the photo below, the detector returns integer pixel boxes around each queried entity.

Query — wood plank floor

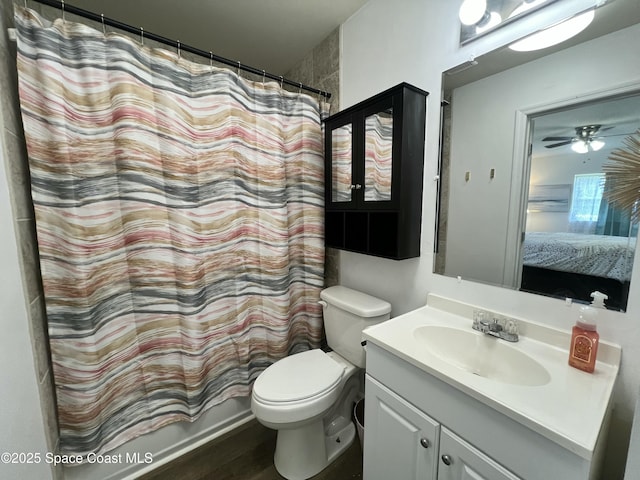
[139,419,363,480]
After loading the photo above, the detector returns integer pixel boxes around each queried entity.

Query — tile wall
[286,28,341,287]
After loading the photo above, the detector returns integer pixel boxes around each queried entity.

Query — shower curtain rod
[26,0,332,99]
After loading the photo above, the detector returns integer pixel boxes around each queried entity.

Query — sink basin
[413,325,551,386]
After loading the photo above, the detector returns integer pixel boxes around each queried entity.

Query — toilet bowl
[252,350,359,479]
[251,286,391,480]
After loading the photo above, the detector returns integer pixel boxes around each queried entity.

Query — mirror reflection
[364,108,393,202]
[521,97,639,311]
[331,123,352,203]
[435,4,640,312]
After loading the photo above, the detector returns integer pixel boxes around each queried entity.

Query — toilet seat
[253,349,345,405]
[251,349,348,426]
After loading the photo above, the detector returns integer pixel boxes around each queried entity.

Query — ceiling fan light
[459,0,487,26]
[571,141,589,154]
[509,9,595,52]
[590,139,605,151]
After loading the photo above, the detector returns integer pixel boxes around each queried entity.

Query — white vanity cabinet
[363,375,440,479]
[364,375,520,480]
[363,340,610,480]
[438,426,520,480]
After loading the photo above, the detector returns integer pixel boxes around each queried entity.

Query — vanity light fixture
[476,11,502,34]
[509,8,595,52]
[459,0,487,26]
[460,0,557,44]
[510,0,548,18]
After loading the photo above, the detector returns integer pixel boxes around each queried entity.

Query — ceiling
[532,94,640,158]
[58,0,369,75]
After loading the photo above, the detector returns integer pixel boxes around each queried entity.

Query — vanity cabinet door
[363,376,439,480]
[437,427,522,480]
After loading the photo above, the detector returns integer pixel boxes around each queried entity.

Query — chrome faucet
[472,311,519,342]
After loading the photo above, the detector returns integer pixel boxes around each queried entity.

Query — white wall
[341,0,640,478]
[0,140,51,479]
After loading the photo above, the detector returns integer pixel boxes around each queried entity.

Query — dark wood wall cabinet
[324,82,428,260]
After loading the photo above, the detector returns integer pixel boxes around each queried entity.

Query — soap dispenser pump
[568,291,607,373]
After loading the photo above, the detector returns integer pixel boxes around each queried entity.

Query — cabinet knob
[355,183,362,189]
[441,454,453,466]
[419,438,430,449]
[350,184,356,190]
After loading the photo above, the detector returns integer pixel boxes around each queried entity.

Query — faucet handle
[472,309,487,331]
[500,319,519,342]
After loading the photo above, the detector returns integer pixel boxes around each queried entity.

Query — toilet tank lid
[320,286,391,317]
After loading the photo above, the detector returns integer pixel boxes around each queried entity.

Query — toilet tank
[320,286,391,368]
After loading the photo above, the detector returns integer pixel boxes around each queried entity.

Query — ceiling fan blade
[542,136,573,141]
[545,140,574,148]
[600,132,634,138]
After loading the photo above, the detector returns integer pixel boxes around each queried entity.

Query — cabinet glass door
[331,123,353,203]
[364,108,393,202]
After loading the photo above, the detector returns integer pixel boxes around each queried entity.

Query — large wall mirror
[435,1,640,312]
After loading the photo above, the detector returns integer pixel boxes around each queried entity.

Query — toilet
[251,286,391,480]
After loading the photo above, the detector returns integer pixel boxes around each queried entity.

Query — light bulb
[509,9,595,52]
[571,141,589,154]
[459,0,487,26]
[590,140,605,151]
[476,11,502,34]
[509,0,547,18]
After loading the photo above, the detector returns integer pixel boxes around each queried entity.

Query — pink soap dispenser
[569,291,607,373]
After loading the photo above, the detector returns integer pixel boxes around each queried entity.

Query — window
[569,173,605,223]
[568,173,605,234]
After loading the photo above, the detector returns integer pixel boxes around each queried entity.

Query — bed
[521,232,636,311]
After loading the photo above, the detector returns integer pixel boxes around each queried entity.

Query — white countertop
[362,294,621,460]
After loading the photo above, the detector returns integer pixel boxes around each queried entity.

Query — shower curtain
[15,7,326,455]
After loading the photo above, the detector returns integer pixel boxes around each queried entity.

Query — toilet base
[274,416,355,480]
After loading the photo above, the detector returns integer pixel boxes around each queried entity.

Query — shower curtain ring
[279,76,283,88]
[299,82,302,94]
[101,14,106,34]
[61,0,66,23]
[210,52,213,72]
[140,27,144,45]
[237,61,241,76]
[177,40,181,58]
[262,70,266,84]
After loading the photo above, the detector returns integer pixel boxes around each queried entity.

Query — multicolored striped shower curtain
[15,6,325,455]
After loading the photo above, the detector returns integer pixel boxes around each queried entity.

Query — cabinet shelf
[324,83,428,260]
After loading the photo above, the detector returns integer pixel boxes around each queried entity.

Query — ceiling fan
[542,124,612,152]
